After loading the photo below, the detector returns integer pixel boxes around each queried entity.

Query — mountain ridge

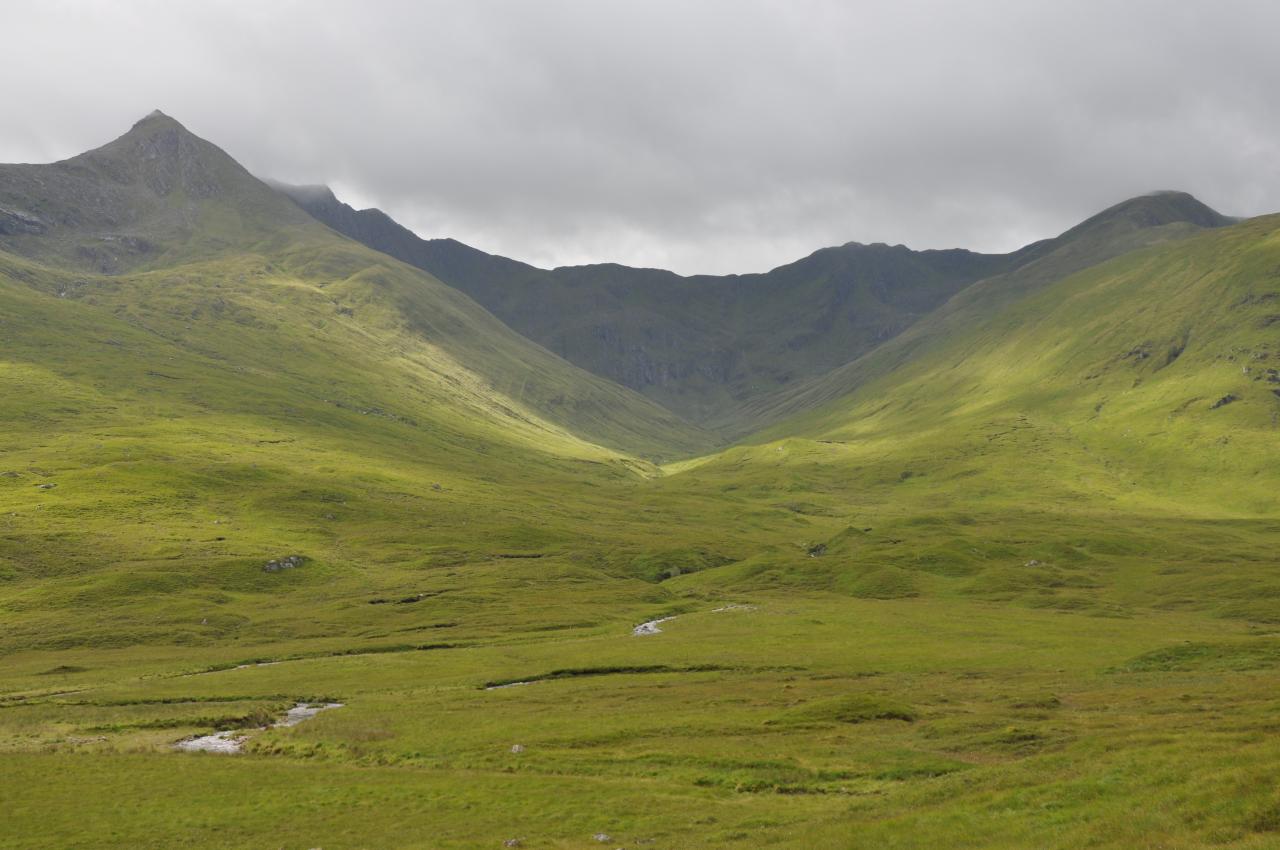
[0,113,717,458]
[5,111,1280,850]
[742,192,1239,433]
[0,110,319,273]
[276,180,1231,432]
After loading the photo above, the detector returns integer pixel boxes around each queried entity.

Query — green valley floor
[5,579,1280,849]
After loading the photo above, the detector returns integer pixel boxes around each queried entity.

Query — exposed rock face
[1211,394,1239,409]
[0,206,46,235]
[112,115,223,198]
[263,554,307,572]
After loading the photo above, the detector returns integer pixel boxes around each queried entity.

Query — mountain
[277,184,1231,433]
[275,182,1019,426]
[744,190,1236,428]
[0,113,714,460]
[0,110,318,273]
[665,207,1280,608]
[6,113,1280,850]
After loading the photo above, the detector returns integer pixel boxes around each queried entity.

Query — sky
[5,0,1280,275]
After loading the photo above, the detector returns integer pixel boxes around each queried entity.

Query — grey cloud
[6,0,1280,273]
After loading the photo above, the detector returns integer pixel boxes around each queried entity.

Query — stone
[263,554,308,572]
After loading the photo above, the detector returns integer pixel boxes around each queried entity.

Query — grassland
[6,590,1280,848]
[2,118,1280,849]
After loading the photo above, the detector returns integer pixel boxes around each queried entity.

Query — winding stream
[176,701,343,753]
[632,616,676,636]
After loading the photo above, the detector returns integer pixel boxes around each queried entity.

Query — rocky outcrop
[0,206,46,235]
[263,554,308,573]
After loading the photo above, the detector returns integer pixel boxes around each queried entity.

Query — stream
[175,701,343,753]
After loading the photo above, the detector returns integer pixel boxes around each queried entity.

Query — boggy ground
[5,572,1280,849]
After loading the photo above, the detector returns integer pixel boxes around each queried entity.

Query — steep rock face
[278,182,1231,430]
[0,205,48,235]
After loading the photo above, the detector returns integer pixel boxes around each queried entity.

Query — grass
[4,596,1280,848]
[2,121,1280,848]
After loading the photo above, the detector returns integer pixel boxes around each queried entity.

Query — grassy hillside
[279,183,1025,426]
[745,191,1239,429]
[0,114,714,460]
[660,212,1280,615]
[279,185,1230,432]
[2,117,1279,850]
[0,111,317,274]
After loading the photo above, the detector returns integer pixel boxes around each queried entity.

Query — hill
[278,183,1231,432]
[3,114,1280,850]
[0,110,316,273]
[275,182,1018,425]
[744,191,1236,429]
[0,113,714,460]
[663,209,1280,612]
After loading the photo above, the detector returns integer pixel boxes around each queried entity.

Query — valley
[1,112,1278,850]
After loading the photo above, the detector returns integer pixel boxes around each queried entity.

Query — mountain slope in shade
[277,182,1231,432]
[274,183,1017,424]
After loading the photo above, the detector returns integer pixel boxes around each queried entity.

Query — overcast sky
[6,1,1280,274]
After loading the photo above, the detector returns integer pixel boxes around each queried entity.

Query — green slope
[3,115,1280,850]
[0,113,715,460]
[277,182,1023,426]
[277,185,1231,434]
[0,111,735,656]
[658,210,1280,618]
[743,191,1236,429]
[0,111,316,273]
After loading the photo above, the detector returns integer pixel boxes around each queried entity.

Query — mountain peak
[128,109,189,134]
[0,111,314,273]
[1067,191,1232,238]
[74,111,244,201]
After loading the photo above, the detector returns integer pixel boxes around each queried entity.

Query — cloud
[6,0,1280,273]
